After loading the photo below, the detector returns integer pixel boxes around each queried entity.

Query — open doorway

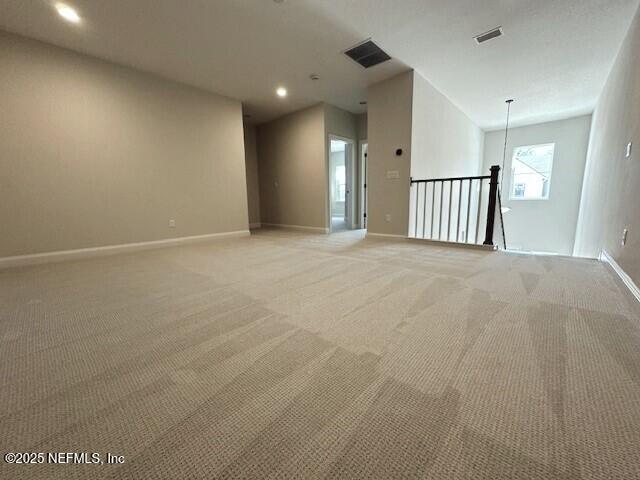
[329,136,355,232]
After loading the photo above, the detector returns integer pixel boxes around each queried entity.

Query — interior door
[363,144,367,229]
[344,143,352,227]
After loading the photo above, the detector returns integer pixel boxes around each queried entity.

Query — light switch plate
[169,219,176,228]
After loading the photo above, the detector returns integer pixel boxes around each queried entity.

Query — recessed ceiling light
[359,101,367,105]
[273,0,286,3]
[56,3,81,23]
[309,74,320,81]
[276,87,287,97]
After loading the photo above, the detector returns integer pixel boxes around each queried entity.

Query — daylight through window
[510,143,555,200]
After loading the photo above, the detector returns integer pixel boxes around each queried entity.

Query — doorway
[329,136,355,232]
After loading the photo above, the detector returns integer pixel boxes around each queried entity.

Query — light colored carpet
[1,228,639,479]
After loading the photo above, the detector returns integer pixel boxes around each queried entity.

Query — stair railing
[409,165,503,247]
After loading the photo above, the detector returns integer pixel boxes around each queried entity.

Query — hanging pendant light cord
[501,99,514,189]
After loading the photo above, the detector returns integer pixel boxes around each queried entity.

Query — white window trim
[509,143,555,201]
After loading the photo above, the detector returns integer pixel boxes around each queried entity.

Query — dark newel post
[483,165,500,246]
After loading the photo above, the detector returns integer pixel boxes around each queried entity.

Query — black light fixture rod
[501,99,514,188]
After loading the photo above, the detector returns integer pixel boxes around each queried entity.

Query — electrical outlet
[385,214,391,222]
[169,219,176,228]
[622,228,628,246]
[626,142,633,159]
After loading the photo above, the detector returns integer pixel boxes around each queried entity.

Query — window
[513,183,525,198]
[335,165,346,201]
[510,143,554,200]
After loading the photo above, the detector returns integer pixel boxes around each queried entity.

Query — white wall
[0,32,248,258]
[484,115,592,254]
[574,4,640,283]
[411,72,484,179]
[408,71,484,241]
[368,70,486,238]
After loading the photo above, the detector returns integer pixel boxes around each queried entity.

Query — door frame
[359,140,368,229]
[327,134,356,233]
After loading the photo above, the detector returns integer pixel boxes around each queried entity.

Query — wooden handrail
[411,174,490,183]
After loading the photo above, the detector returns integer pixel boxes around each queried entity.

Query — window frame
[509,143,555,201]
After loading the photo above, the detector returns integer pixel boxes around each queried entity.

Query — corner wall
[243,124,261,227]
[257,104,326,229]
[0,31,248,258]
[367,71,414,236]
[574,5,640,283]
[356,114,368,143]
[366,70,484,237]
[256,103,365,232]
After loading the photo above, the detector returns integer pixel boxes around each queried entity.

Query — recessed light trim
[309,74,320,81]
[56,3,81,23]
[276,87,287,98]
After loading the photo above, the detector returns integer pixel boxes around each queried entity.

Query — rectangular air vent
[344,40,391,68]
[474,27,503,44]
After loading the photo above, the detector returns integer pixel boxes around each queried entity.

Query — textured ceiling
[0,0,638,128]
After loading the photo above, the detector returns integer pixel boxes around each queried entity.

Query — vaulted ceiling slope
[1,0,638,128]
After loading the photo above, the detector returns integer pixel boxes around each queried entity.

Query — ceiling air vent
[344,40,391,68]
[474,27,503,44]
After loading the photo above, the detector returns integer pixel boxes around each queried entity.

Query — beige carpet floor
[1,228,640,479]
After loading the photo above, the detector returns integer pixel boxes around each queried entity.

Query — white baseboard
[366,232,407,240]
[601,249,640,303]
[249,222,262,229]
[407,237,497,251]
[367,232,496,251]
[261,223,329,234]
[0,230,250,269]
